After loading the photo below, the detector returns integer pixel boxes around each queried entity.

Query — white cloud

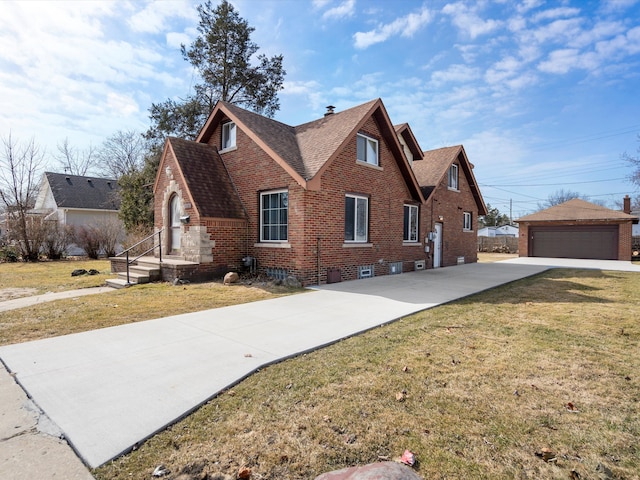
[167,31,191,49]
[516,0,544,15]
[485,56,524,85]
[128,0,195,34]
[322,0,355,20]
[600,0,639,13]
[431,64,480,85]
[107,92,139,116]
[312,0,332,8]
[532,7,581,22]
[537,48,583,73]
[442,2,502,39]
[353,6,432,49]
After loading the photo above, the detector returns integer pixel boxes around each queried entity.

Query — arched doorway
[169,195,181,253]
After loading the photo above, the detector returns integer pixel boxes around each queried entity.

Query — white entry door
[433,222,443,268]
[169,195,181,252]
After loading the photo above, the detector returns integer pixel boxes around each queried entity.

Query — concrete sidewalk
[0,258,638,474]
[0,287,114,313]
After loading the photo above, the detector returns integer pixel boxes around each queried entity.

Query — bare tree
[622,134,640,210]
[537,189,590,210]
[54,137,98,176]
[0,133,47,261]
[96,130,146,179]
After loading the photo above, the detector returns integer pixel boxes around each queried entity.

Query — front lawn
[0,259,112,298]
[92,269,640,480]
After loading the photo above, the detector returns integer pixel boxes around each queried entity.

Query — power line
[481,177,626,187]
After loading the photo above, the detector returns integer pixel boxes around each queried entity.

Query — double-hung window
[463,211,472,231]
[260,190,288,242]
[221,122,236,150]
[345,194,368,242]
[448,163,459,190]
[403,204,419,242]
[356,133,378,166]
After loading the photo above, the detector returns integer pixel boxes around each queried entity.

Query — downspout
[317,236,321,285]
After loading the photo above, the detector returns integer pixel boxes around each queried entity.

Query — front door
[169,195,181,253]
[433,222,443,268]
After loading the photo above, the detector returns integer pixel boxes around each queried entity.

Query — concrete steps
[105,263,161,289]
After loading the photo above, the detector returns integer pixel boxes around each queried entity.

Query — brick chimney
[623,195,631,214]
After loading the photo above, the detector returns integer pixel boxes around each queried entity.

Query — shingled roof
[517,198,638,223]
[196,99,423,200]
[44,172,120,210]
[412,145,487,215]
[165,138,246,219]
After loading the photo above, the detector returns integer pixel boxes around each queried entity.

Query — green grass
[2,260,639,479]
[0,259,112,295]
[93,269,640,480]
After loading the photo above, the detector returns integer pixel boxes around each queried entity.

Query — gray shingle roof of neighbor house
[45,172,120,210]
[517,198,638,222]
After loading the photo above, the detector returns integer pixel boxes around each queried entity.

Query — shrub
[0,244,19,262]
[43,222,73,260]
[94,217,125,257]
[121,224,155,257]
[74,225,101,259]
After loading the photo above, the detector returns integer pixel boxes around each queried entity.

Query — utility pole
[510,198,513,225]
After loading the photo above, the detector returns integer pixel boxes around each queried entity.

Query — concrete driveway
[0,258,637,470]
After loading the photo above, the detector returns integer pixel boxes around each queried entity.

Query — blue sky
[1,0,639,217]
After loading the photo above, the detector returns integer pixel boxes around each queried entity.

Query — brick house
[412,145,486,268]
[153,98,486,285]
[516,197,638,260]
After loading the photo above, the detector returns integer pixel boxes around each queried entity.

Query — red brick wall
[208,115,427,285]
[422,160,480,268]
[298,117,427,284]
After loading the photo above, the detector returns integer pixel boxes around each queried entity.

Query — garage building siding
[528,224,618,259]
[516,199,637,261]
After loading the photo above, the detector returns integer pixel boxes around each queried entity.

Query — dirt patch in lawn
[0,288,38,302]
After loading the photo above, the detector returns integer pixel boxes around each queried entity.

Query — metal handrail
[116,229,163,285]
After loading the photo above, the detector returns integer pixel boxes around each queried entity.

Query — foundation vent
[414,260,426,270]
[266,267,288,281]
[358,265,374,279]
[389,262,403,275]
[457,256,465,265]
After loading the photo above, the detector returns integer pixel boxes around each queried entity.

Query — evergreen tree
[145,0,285,148]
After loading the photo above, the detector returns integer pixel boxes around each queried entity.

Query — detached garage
[516,197,638,261]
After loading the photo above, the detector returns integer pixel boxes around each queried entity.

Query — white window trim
[221,121,236,151]
[260,189,288,243]
[403,204,419,243]
[345,193,369,243]
[448,164,459,191]
[356,133,379,166]
[463,211,472,231]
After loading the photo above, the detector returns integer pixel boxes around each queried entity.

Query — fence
[477,236,519,254]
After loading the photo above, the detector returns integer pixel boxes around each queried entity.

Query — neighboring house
[516,197,638,260]
[153,98,487,285]
[633,209,640,236]
[33,172,121,255]
[478,225,519,237]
